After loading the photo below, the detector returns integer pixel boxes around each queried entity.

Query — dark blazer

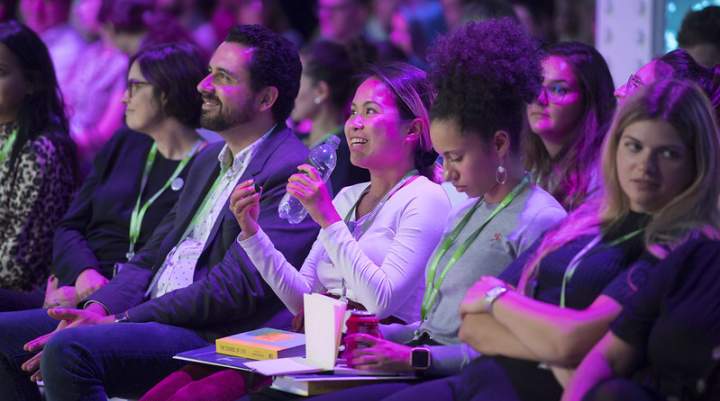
[88,125,319,339]
[53,128,194,285]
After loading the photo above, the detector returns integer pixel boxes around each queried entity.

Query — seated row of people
[0,17,719,401]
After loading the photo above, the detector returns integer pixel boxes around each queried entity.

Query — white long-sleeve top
[238,176,451,323]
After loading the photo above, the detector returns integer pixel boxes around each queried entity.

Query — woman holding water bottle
[138,62,450,401]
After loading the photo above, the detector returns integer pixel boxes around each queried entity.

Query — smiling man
[0,25,318,401]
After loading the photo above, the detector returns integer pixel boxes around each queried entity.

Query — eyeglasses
[126,79,151,97]
[624,73,644,93]
[538,83,576,103]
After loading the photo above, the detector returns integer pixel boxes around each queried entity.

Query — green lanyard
[558,228,643,307]
[420,175,530,321]
[0,129,18,165]
[343,169,419,239]
[126,140,203,260]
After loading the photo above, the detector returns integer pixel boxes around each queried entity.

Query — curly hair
[427,18,542,149]
[225,24,301,123]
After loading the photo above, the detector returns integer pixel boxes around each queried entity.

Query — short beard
[200,103,254,132]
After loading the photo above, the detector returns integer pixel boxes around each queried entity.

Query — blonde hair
[518,79,720,293]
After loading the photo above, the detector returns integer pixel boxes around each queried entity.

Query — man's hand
[43,275,78,308]
[21,306,115,381]
[345,333,414,372]
[75,269,109,301]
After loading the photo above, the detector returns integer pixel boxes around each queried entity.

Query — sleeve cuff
[237,228,269,249]
[82,300,110,315]
[317,220,350,243]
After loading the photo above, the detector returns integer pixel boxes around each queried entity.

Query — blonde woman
[376,78,720,401]
[561,80,720,401]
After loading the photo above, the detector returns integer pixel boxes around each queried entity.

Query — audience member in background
[139,62,450,401]
[0,0,17,22]
[209,0,302,51]
[68,0,128,170]
[374,59,720,401]
[365,0,402,41]
[615,49,720,115]
[677,5,720,68]
[103,0,199,58]
[510,0,555,44]
[0,24,318,401]
[525,42,616,210]
[0,21,77,297]
[316,0,371,45]
[19,0,85,112]
[155,0,217,56]
[562,79,720,401]
[291,19,567,401]
[389,1,447,69]
[293,40,369,194]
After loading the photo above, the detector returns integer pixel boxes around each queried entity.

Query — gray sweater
[382,184,567,375]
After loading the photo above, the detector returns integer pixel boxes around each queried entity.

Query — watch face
[411,348,431,369]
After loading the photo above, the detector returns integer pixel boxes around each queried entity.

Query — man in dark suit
[0,25,318,401]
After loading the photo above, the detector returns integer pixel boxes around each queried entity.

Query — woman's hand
[286,164,341,228]
[345,333,414,372]
[75,269,109,301]
[43,276,78,308]
[460,276,510,316]
[229,179,261,240]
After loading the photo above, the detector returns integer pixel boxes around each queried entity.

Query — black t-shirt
[463,212,658,401]
[611,237,720,398]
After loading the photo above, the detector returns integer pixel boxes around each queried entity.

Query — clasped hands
[21,304,115,382]
[43,269,109,309]
[229,164,341,236]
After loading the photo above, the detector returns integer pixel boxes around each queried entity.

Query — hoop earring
[496,165,507,185]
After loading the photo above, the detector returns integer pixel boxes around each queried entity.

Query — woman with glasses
[0,42,207,313]
[0,21,77,307]
[614,49,720,114]
[525,42,616,210]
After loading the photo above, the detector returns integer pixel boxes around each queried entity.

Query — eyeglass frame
[537,82,579,103]
[126,79,152,97]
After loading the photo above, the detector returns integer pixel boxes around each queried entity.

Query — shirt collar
[217,124,276,173]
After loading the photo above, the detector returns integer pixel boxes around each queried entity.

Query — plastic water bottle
[278,135,341,224]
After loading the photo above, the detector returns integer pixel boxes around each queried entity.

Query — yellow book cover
[215,328,305,360]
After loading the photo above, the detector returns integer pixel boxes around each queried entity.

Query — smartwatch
[410,346,431,370]
[483,285,508,313]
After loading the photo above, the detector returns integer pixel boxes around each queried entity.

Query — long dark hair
[0,20,75,177]
[525,41,616,210]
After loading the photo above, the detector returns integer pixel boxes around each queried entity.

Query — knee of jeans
[39,328,87,381]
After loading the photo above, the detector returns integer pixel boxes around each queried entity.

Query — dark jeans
[0,308,57,401]
[300,357,520,401]
[583,378,662,401]
[0,307,210,401]
[0,288,44,312]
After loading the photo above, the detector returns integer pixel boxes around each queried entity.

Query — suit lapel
[201,125,291,253]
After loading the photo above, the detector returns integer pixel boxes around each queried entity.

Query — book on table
[215,327,305,360]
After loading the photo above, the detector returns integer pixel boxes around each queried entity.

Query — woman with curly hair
[525,42,616,210]
[276,17,568,401]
